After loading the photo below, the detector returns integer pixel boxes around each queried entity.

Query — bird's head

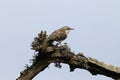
[61,26,74,30]
[61,26,74,34]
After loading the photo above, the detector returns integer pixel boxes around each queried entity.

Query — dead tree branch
[16,31,120,80]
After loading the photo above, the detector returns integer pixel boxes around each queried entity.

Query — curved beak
[70,28,74,30]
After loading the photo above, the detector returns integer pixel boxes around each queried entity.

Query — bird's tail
[41,38,53,52]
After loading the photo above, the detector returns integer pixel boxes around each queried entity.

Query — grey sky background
[0,0,120,80]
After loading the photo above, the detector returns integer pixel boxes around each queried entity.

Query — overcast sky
[0,0,120,80]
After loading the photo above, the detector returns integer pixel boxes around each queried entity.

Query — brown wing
[48,29,67,42]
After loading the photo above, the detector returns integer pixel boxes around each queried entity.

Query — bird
[41,26,74,52]
[48,26,74,45]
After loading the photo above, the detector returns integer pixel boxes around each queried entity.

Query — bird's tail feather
[41,38,53,52]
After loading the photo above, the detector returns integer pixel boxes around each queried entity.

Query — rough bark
[16,31,120,80]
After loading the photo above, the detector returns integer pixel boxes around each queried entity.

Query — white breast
[65,30,70,34]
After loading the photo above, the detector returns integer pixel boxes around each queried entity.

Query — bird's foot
[55,42,61,46]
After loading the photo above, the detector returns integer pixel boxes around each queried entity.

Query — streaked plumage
[42,26,74,52]
[48,26,74,43]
